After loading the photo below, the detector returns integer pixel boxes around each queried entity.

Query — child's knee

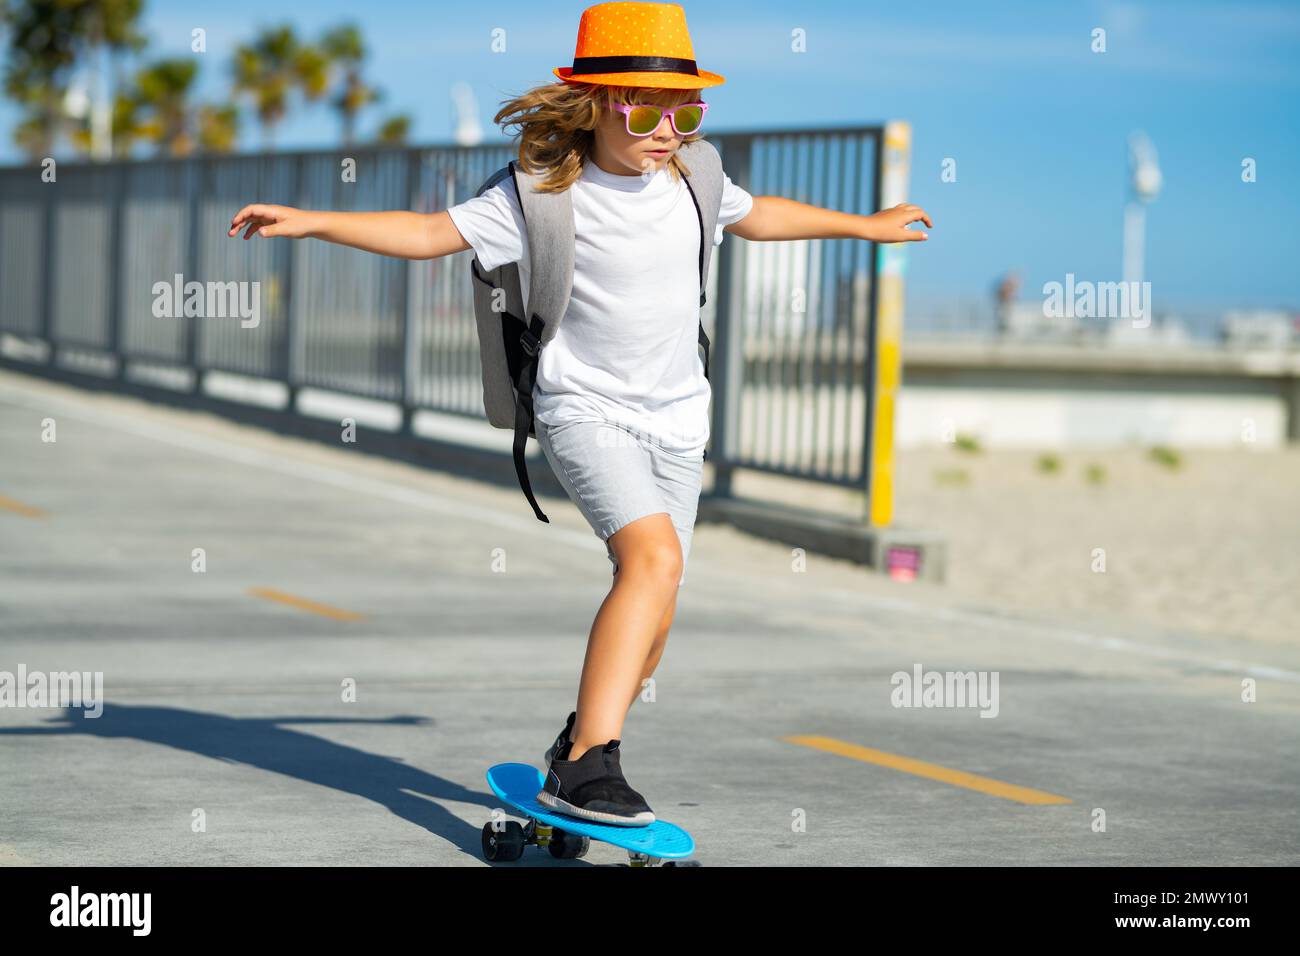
[609,519,683,589]
[625,543,683,590]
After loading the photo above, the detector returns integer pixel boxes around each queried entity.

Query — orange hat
[553,2,725,90]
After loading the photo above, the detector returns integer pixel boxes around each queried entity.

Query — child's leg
[567,512,681,759]
[628,588,677,709]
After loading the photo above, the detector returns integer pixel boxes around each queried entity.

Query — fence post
[865,120,912,527]
[106,163,126,378]
[397,148,421,435]
[281,154,305,413]
[183,159,203,390]
[38,167,57,352]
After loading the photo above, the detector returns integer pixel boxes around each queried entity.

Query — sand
[731,443,1300,647]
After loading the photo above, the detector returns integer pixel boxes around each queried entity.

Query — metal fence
[0,127,886,501]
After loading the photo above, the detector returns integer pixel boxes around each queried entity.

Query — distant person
[227,1,933,828]
[995,269,1022,335]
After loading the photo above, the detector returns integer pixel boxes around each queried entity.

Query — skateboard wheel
[547,827,590,859]
[662,860,702,867]
[482,821,527,862]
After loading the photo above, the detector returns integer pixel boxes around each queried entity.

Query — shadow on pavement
[0,702,602,866]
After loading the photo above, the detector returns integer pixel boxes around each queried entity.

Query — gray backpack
[469,137,726,522]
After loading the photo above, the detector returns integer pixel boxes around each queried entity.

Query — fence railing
[0,127,887,506]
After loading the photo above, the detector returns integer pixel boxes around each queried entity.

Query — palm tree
[195,102,240,154]
[135,58,204,156]
[2,0,83,159]
[107,89,152,157]
[79,0,148,158]
[319,22,382,146]
[375,114,411,146]
[1,0,145,161]
[231,24,329,150]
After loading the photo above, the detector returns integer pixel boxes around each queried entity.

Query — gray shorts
[535,417,705,588]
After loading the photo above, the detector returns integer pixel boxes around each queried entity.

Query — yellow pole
[869,120,912,528]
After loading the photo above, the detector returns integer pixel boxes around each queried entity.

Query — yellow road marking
[0,494,47,518]
[247,587,365,621]
[783,735,1072,805]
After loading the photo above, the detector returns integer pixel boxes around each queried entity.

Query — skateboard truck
[484,763,701,866]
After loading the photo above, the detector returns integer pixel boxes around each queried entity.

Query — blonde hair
[493,81,705,192]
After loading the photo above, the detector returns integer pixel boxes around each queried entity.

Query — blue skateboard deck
[484,762,696,863]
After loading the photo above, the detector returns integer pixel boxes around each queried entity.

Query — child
[228,0,932,828]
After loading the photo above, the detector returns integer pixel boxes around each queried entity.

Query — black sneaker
[543,710,577,767]
[537,738,655,826]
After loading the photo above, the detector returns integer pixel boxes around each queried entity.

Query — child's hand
[866,203,932,243]
[228,204,317,240]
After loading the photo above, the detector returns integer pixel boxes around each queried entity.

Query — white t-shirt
[447,154,754,455]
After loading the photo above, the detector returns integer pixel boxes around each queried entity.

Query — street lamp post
[1123,131,1161,288]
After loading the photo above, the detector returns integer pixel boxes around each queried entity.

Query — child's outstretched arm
[227,205,472,261]
[725,196,932,244]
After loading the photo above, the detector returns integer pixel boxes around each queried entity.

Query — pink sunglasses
[611,101,708,137]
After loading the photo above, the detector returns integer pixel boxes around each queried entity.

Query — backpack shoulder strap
[679,138,725,308]
[474,163,515,198]
[471,164,531,336]
[509,161,574,346]
[679,138,726,462]
[487,161,574,524]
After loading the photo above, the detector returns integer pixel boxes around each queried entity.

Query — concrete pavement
[1,369,1297,866]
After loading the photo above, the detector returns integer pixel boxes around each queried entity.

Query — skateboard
[483,762,700,866]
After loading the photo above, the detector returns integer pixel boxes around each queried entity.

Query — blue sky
[2,0,1297,312]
